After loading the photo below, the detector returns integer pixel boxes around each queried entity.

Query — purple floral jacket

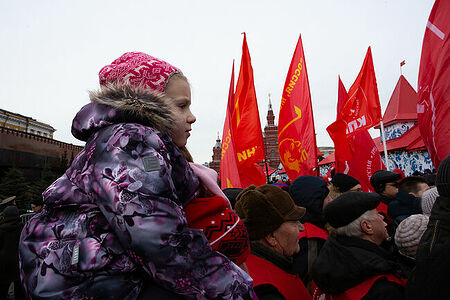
[19,84,253,299]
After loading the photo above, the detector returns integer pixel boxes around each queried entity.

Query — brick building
[208,133,222,173]
[1,109,56,138]
[263,98,281,169]
[0,108,84,180]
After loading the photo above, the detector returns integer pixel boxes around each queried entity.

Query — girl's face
[165,77,196,147]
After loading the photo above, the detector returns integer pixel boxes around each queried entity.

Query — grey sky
[0,0,434,164]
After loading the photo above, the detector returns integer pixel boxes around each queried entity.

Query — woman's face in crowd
[273,220,304,257]
[165,77,196,148]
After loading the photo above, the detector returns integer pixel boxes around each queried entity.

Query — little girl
[19,52,253,299]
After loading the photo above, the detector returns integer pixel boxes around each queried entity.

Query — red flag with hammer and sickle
[278,35,318,181]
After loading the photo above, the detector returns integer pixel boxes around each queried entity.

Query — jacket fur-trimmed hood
[72,83,174,141]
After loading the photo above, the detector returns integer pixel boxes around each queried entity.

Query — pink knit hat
[98,52,181,92]
[394,214,429,258]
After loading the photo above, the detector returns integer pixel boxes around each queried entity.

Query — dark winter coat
[19,84,253,300]
[312,235,407,299]
[388,191,422,232]
[294,223,327,286]
[289,175,329,285]
[405,195,450,299]
[0,216,24,282]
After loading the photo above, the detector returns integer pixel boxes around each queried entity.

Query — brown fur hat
[235,184,305,241]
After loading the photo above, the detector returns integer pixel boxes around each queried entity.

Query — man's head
[289,175,330,226]
[2,205,20,222]
[30,198,44,213]
[370,170,402,197]
[330,173,361,193]
[399,176,430,198]
[324,192,388,245]
[235,184,306,257]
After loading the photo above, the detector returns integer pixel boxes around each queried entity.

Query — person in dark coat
[30,198,44,214]
[0,196,16,216]
[328,173,361,200]
[311,192,408,300]
[370,170,402,236]
[405,155,450,299]
[289,175,331,287]
[370,170,402,211]
[330,173,362,193]
[388,176,429,232]
[0,205,25,299]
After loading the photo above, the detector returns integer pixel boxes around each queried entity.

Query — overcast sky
[0,0,435,164]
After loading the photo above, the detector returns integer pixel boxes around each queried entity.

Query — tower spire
[266,93,275,126]
[268,93,272,110]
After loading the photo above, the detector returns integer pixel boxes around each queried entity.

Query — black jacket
[289,176,329,286]
[388,192,422,232]
[0,216,24,282]
[293,224,326,286]
[405,195,450,299]
[312,235,407,299]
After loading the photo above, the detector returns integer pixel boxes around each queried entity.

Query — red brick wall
[0,127,84,161]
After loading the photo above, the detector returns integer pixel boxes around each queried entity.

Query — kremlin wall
[0,109,84,180]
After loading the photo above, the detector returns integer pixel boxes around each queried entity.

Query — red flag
[327,47,382,160]
[417,0,450,168]
[335,76,351,172]
[400,60,406,67]
[231,33,266,187]
[220,61,242,189]
[337,75,347,118]
[342,131,385,192]
[334,77,385,192]
[278,35,318,180]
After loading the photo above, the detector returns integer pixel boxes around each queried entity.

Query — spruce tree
[30,166,57,202]
[0,168,31,210]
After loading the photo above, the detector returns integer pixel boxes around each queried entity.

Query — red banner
[417,0,450,168]
[327,47,382,160]
[278,35,318,181]
[336,75,347,117]
[231,34,266,187]
[335,76,351,172]
[231,34,265,167]
[335,77,385,192]
[220,61,242,189]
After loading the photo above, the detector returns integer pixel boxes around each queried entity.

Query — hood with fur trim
[72,83,174,142]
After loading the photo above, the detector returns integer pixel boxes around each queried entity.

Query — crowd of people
[0,52,448,299]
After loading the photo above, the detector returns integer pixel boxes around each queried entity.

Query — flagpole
[379,120,390,170]
[263,93,271,184]
[263,129,270,184]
